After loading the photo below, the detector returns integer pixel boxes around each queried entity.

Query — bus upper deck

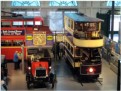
[1,16,44,28]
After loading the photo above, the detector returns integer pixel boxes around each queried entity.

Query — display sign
[1,30,25,36]
[56,34,64,42]
[47,35,53,40]
[26,35,33,40]
[33,31,46,46]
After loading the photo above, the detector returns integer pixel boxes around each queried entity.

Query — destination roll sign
[1,30,25,36]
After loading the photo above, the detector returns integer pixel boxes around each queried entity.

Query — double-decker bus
[1,16,53,61]
[64,13,104,80]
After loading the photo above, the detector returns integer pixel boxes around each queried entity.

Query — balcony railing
[73,31,103,40]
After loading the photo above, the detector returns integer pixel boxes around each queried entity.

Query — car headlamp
[49,66,51,69]
[28,67,31,70]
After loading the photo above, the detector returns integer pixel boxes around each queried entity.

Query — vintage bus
[1,16,53,61]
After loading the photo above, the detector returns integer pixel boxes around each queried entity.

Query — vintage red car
[26,48,55,89]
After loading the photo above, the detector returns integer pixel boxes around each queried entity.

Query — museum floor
[7,57,117,91]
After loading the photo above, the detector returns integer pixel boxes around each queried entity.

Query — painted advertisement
[26,34,33,46]
[33,31,46,46]
[1,30,25,35]
[46,34,53,46]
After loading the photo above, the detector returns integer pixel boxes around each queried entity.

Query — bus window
[2,40,12,46]
[1,21,11,27]
[13,40,23,46]
[35,21,42,25]
[24,21,33,27]
[13,21,23,27]
[1,40,5,46]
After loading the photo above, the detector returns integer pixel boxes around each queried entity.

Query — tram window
[83,23,88,31]
[13,21,23,27]
[66,42,68,47]
[66,18,69,28]
[70,46,73,53]
[66,42,68,46]
[69,45,71,50]
[67,43,69,48]
[68,19,70,27]
[70,20,73,29]
[2,21,11,27]
[86,23,96,31]
[75,22,83,31]
[65,42,67,46]
[96,23,99,30]
[75,47,80,56]
[67,43,70,50]
[68,19,72,28]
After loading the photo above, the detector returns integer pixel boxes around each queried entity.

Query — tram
[64,13,104,79]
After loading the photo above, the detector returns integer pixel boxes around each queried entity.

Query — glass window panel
[13,21,23,25]
[115,43,120,54]
[35,21,42,25]
[109,34,119,42]
[107,1,121,6]
[2,22,11,27]
[24,21,33,25]
[113,34,119,42]
[13,11,25,16]
[2,40,12,46]
[71,46,73,53]
[109,34,111,39]
[114,22,119,31]
[27,11,34,16]
[34,11,40,16]
[13,11,19,14]
[19,11,25,15]
[75,47,80,56]
[110,15,120,31]
[12,1,40,6]
[13,40,23,46]
[27,21,33,25]
[49,1,77,6]
[64,11,77,14]
[49,11,63,33]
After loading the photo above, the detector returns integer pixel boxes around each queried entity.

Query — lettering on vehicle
[1,30,24,35]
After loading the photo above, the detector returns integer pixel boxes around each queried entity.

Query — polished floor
[7,57,117,91]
